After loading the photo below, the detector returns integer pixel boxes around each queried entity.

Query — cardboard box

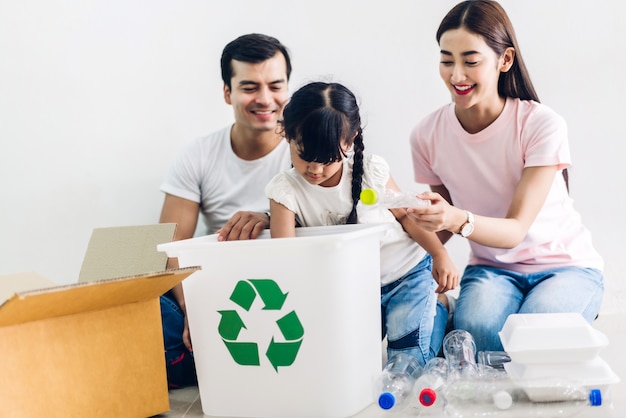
[0,224,198,418]
[158,224,387,418]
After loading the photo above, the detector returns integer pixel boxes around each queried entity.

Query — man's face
[224,53,289,134]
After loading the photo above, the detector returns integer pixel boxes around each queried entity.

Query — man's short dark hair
[220,33,292,89]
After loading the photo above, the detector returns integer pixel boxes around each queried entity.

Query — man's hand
[216,211,270,241]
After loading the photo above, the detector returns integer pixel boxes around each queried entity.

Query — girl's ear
[343,130,359,150]
[500,47,515,73]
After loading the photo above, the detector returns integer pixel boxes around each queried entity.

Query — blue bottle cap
[378,392,396,410]
[589,389,602,406]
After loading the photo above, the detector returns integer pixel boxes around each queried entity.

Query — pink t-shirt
[411,98,603,273]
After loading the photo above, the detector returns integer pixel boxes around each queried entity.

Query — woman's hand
[406,191,464,234]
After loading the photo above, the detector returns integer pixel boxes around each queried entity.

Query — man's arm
[159,193,199,351]
[160,193,200,267]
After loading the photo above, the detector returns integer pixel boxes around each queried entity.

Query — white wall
[1,1,624,312]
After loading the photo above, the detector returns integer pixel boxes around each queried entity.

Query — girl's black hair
[281,82,364,224]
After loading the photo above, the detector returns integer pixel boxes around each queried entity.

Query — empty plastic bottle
[476,351,511,370]
[360,187,429,209]
[376,352,423,412]
[443,376,605,417]
[443,329,479,381]
[412,357,449,409]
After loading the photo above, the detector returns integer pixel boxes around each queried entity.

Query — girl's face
[438,27,512,111]
[289,141,346,187]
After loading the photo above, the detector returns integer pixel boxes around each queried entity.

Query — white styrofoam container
[158,224,387,418]
[504,357,620,402]
[498,313,609,364]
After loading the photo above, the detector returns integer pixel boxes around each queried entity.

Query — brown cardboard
[78,223,177,282]
[0,224,199,418]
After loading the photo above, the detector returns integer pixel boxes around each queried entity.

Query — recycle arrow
[217,310,246,340]
[218,279,303,371]
[223,341,260,366]
[266,310,304,370]
[230,279,288,311]
[266,338,302,371]
[276,310,304,340]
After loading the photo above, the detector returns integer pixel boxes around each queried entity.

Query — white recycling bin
[158,224,387,418]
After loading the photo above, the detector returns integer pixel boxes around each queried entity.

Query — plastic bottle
[443,329,479,381]
[360,188,430,209]
[412,357,449,409]
[376,352,423,412]
[443,376,605,417]
[476,351,511,370]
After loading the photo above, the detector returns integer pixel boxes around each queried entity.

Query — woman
[407,0,604,352]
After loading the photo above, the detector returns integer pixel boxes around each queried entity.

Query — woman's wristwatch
[457,210,475,238]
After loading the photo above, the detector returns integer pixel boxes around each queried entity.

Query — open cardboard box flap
[0,223,200,418]
[0,268,198,327]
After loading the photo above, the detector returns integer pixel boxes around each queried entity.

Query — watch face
[461,223,474,237]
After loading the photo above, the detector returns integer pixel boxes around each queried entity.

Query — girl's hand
[430,252,460,293]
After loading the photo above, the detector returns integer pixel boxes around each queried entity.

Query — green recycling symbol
[218,279,304,371]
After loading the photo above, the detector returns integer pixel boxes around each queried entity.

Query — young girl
[265,81,459,365]
[407,0,604,352]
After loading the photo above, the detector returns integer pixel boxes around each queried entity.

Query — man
[158,33,292,388]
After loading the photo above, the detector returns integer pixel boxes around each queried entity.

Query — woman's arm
[407,165,559,248]
[430,184,455,245]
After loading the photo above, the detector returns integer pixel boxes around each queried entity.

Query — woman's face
[438,27,509,111]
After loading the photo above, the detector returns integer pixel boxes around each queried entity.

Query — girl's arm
[393,208,460,293]
[385,176,459,292]
[407,165,559,248]
[269,199,297,238]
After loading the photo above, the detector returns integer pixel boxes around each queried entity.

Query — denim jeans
[454,264,605,352]
[160,293,197,388]
[381,255,448,366]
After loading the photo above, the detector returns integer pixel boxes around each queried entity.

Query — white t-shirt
[265,153,427,286]
[411,98,603,273]
[161,125,292,234]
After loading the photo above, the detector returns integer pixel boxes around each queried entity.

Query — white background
[1,0,624,312]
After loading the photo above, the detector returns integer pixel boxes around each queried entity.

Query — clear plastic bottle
[443,329,479,381]
[476,351,511,370]
[360,187,430,209]
[413,357,450,409]
[443,376,605,417]
[376,352,423,412]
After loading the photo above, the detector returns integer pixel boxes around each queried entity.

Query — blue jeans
[454,265,604,352]
[381,255,448,366]
[160,293,197,388]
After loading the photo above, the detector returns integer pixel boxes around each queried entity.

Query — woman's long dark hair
[281,82,365,223]
[437,1,570,190]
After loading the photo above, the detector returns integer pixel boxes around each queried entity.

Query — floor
[156,312,625,418]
